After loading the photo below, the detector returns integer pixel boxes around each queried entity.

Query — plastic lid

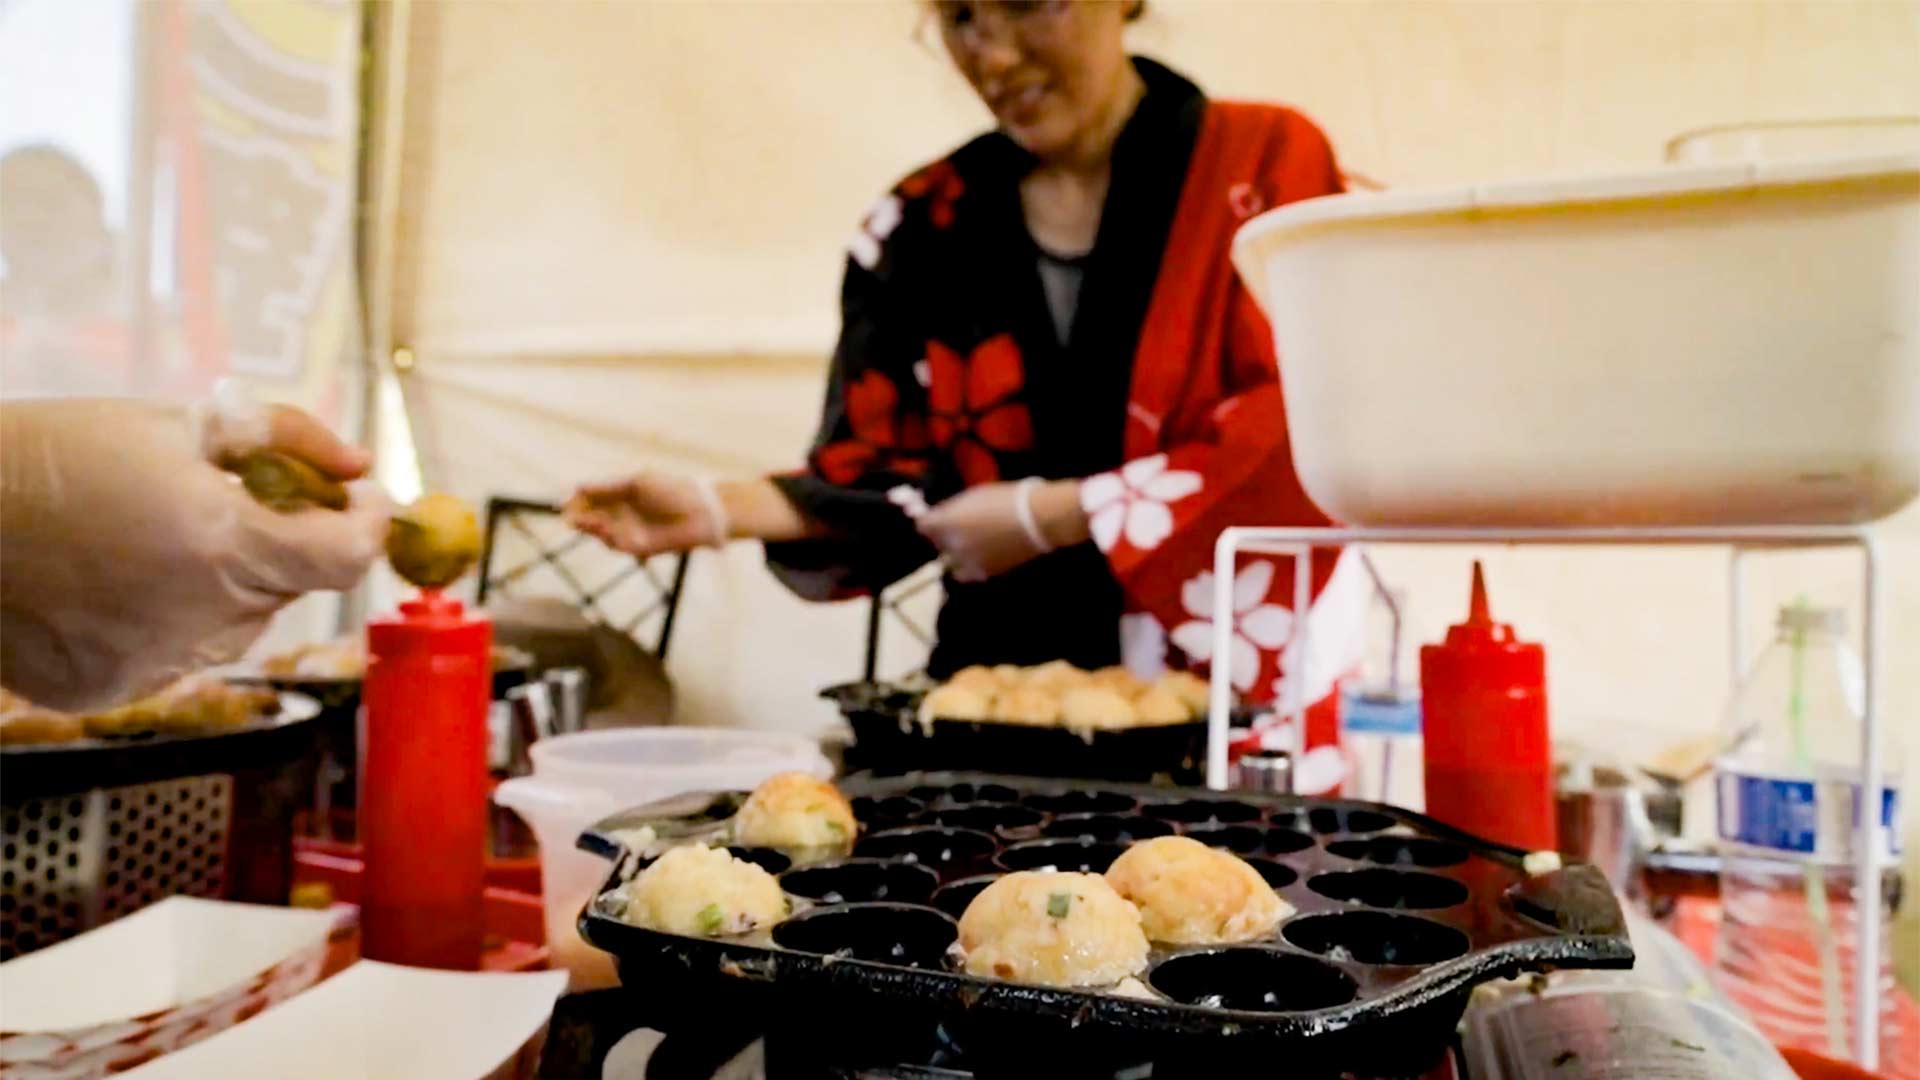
[1777,604,1844,636]
[526,727,831,796]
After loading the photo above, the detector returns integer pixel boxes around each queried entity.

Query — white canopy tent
[361,0,1920,984]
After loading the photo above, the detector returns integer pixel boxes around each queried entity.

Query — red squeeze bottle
[1419,562,1555,851]
[359,591,491,970]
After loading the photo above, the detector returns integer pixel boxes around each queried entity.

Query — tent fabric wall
[375,0,1920,978]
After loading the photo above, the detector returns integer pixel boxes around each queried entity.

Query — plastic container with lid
[1230,152,1920,526]
[1419,562,1554,851]
[493,727,831,989]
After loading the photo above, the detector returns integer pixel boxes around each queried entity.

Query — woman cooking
[569,0,1348,718]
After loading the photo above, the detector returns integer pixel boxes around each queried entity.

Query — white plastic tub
[1231,153,1920,526]
[492,727,830,990]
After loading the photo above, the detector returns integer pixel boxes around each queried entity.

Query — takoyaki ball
[1130,686,1192,726]
[733,771,857,860]
[1059,686,1137,730]
[1104,836,1291,945]
[920,683,993,723]
[1022,660,1089,694]
[991,687,1062,726]
[945,665,1003,695]
[957,871,1149,987]
[1088,666,1147,700]
[1154,671,1212,716]
[620,844,787,936]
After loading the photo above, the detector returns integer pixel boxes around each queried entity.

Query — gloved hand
[565,472,724,556]
[915,478,1089,584]
[0,395,389,711]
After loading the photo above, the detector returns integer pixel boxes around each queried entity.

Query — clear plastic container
[493,727,831,990]
[1465,911,1797,1080]
[1712,605,1904,1061]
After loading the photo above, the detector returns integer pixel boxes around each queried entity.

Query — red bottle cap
[1424,561,1545,691]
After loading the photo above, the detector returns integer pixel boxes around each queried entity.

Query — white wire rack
[1206,524,1890,1069]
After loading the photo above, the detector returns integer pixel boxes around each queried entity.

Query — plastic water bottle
[1340,586,1424,810]
[1713,604,1904,1063]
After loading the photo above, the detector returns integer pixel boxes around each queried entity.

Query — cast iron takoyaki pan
[821,681,1216,785]
[575,773,1631,1077]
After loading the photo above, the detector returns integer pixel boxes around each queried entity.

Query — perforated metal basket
[2,776,234,958]
[0,701,320,960]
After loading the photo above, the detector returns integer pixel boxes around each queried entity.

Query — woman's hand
[566,475,826,555]
[915,478,1090,583]
[0,395,389,712]
[565,473,722,556]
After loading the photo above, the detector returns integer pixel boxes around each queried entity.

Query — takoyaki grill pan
[576,773,1632,1078]
[822,682,1217,784]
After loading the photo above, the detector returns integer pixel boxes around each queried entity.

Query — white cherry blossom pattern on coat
[1167,560,1294,694]
[847,194,903,271]
[1081,453,1204,554]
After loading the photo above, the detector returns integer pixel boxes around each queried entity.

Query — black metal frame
[476,497,689,659]
[861,562,944,681]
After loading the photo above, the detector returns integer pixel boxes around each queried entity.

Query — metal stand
[1207,524,1887,1070]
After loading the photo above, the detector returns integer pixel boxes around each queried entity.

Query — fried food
[957,870,1149,987]
[1059,686,1137,730]
[386,492,482,589]
[919,683,993,724]
[1154,671,1212,716]
[732,772,857,860]
[1130,686,1193,726]
[1105,836,1291,945]
[619,844,787,937]
[991,687,1062,726]
[1088,666,1147,700]
[0,708,85,745]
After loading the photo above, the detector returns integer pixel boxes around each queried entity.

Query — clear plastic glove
[915,481,1042,584]
[0,396,390,711]
[564,472,723,557]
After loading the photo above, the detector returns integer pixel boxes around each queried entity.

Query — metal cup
[543,667,589,734]
[1233,749,1294,794]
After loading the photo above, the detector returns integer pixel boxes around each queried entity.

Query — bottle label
[1716,768,1901,856]
[1340,692,1422,736]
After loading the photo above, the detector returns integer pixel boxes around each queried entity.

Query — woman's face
[934,1,1136,162]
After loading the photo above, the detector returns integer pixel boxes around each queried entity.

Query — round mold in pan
[855,826,998,878]
[993,838,1127,874]
[1142,799,1263,826]
[1270,806,1397,836]
[1306,869,1467,910]
[930,873,1003,920]
[724,846,794,876]
[1281,911,1471,967]
[1019,789,1137,815]
[1147,947,1359,1012]
[1243,858,1299,890]
[780,858,940,905]
[1037,813,1173,843]
[1182,824,1315,858]
[1322,836,1470,869]
[851,795,926,829]
[907,782,1022,806]
[772,901,958,968]
[925,804,1046,835]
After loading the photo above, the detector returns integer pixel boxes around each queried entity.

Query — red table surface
[1669,896,1918,1080]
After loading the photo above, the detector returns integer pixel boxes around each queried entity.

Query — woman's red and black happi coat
[770,59,1356,724]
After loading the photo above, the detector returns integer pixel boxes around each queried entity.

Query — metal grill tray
[0,693,320,801]
[822,682,1223,784]
[576,773,1632,1077]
